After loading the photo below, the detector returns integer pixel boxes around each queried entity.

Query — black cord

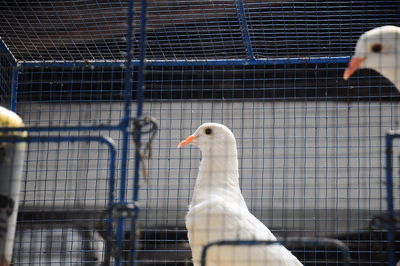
[132,116,158,180]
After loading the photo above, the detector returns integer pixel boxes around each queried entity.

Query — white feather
[181,123,303,266]
[350,25,400,89]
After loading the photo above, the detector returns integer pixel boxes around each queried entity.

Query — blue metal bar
[0,39,16,65]
[0,134,117,264]
[385,132,396,266]
[0,39,18,111]
[0,125,122,133]
[19,56,351,68]
[234,0,255,60]
[133,0,147,205]
[130,0,147,265]
[115,0,136,264]
[0,135,118,210]
[105,137,117,266]
[200,238,351,266]
[0,135,115,147]
[19,61,127,68]
[10,67,19,111]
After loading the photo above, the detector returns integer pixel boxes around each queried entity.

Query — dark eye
[204,127,213,135]
[371,43,383,53]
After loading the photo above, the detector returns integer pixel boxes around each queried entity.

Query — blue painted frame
[0,39,18,111]
[235,0,255,60]
[2,0,393,264]
[130,0,148,264]
[200,238,351,266]
[19,56,350,69]
[385,131,399,266]
[0,134,117,264]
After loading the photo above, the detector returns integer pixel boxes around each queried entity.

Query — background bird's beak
[177,135,197,148]
[343,57,365,80]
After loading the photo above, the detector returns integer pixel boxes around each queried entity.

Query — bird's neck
[390,76,400,92]
[380,68,400,90]
[372,59,400,90]
[190,152,246,207]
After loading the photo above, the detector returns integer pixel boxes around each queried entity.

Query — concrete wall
[17,100,400,233]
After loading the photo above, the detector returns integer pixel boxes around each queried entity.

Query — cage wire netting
[0,40,15,109]
[0,0,399,265]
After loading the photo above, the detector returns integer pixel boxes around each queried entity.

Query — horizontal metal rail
[0,124,126,133]
[0,135,118,263]
[18,56,350,68]
[201,237,351,266]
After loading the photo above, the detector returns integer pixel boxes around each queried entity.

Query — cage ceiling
[0,0,399,63]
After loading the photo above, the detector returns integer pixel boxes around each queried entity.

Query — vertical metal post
[133,1,147,203]
[234,0,254,60]
[10,67,19,111]
[130,0,147,264]
[385,133,396,266]
[0,39,18,111]
[105,139,117,266]
[116,0,136,264]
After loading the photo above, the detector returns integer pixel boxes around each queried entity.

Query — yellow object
[0,106,26,266]
[0,106,27,137]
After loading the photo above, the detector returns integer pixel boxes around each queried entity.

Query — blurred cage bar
[0,0,399,265]
[0,39,16,109]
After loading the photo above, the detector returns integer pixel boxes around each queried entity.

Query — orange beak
[343,57,365,80]
[177,135,197,148]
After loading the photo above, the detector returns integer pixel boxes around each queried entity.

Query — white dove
[343,25,400,89]
[178,123,303,266]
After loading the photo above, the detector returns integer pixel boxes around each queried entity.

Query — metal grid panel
[13,146,108,264]
[16,66,126,126]
[0,40,15,108]
[1,0,399,62]
[0,0,398,265]
[137,64,399,265]
[246,1,400,58]
[146,1,246,60]
[11,139,116,265]
[12,65,129,264]
[0,1,129,61]
[14,226,104,265]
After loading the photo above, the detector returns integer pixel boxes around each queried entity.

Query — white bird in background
[343,25,400,89]
[178,123,303,266]
[344,26,400,266]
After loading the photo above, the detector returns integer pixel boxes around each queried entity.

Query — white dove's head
[343,25,400,85]
[177,122,237,157]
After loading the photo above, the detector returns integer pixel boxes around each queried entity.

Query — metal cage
[0,0,399,265]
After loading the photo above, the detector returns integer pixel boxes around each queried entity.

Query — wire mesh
[141,94,397,265]
[1,0,398,63]
[16,66,126,125]
[0,40,15,108]
[13,67,130,264]
[0,1,129,61]
[0,0,399,265]
[9,137,117,265]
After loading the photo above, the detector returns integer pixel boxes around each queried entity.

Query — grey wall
[17,100,400,233]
